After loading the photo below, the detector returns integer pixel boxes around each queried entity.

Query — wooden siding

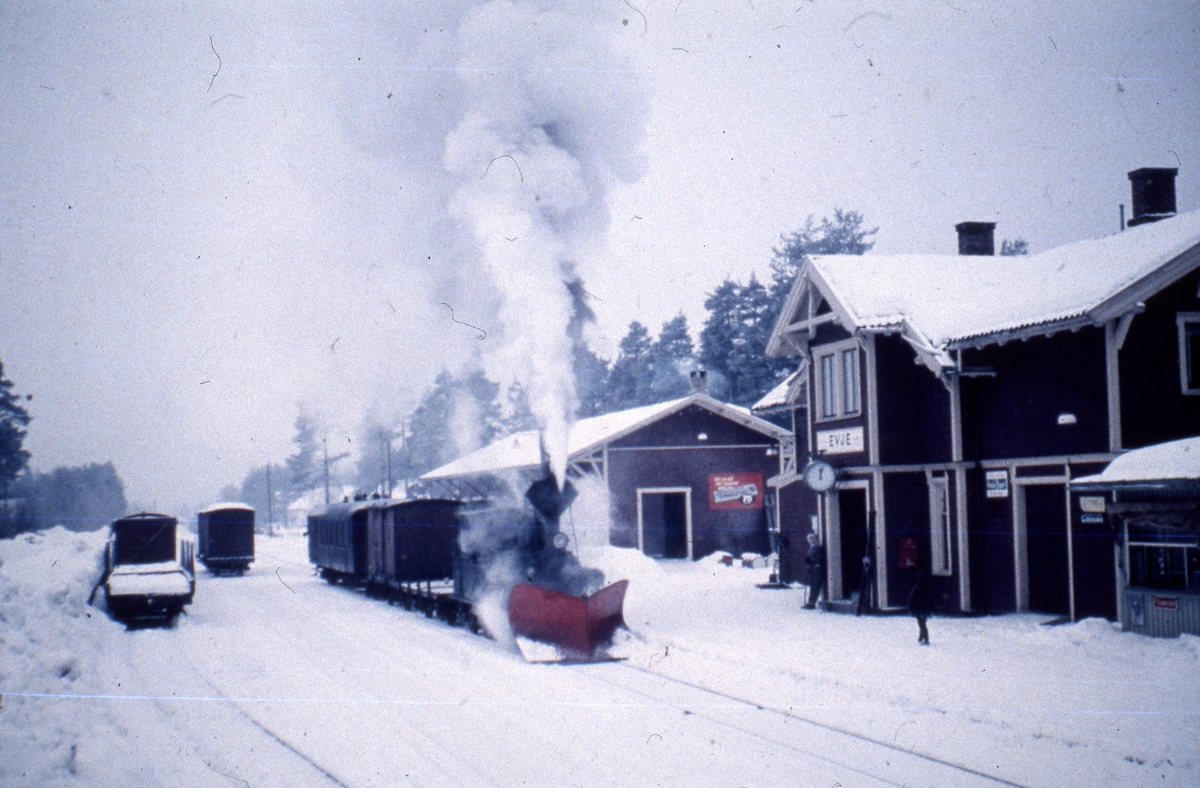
[881,472,960,613]
[960,329,1109,461]
[607,445,776,559]
[1119,270,1200,448]
[875,334,953,465]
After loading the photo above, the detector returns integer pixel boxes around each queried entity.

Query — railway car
[101,512,196,625]
[307,500,370,582]
[197,503,255,575]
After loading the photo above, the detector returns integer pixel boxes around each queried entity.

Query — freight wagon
[197,503,255,575]
[101,512,196,625]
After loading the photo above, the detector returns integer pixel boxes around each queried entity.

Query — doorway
[638,489,691,559]
[838,488,869,598]
[1023,484,1070,616]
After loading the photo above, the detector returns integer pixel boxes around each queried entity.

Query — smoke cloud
[443,0,648,483]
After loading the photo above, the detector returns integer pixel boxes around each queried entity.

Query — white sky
[1,0,1197,510]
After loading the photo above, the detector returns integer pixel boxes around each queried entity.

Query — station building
[760,168,1200,620]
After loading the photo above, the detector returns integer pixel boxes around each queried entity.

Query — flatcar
[101,512,196,625]
[197,502,255,575]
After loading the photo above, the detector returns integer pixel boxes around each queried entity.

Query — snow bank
[0,527,121,785]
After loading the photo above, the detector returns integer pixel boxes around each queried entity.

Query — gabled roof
[751,362,808,413]
[421,394,791,480]
[1073,436,1200,488]
[769,211,1200,375]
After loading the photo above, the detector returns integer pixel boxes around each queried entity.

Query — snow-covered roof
[772,211,1200,371]
[198,502,255,514]
[422,394,790,480]
[1073,436,1200,487]
[751,364,808,413]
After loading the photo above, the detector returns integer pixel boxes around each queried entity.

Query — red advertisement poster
[708,473,764,510]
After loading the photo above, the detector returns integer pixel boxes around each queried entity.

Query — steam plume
[444,0,648,483]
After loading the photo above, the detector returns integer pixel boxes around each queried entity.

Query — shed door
[640,491,689,559]
[1025,484,1070,616]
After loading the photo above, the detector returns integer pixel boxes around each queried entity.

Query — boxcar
[103,512,196,624]
[197,503,255,575]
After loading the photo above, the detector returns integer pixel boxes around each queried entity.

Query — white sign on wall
[985,470,1009,498]
[816,426,864,455]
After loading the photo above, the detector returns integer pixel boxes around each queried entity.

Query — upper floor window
[1177,313,1200,394]
[815,340,862,420]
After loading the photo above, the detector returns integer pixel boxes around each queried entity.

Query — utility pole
[383,429,393,498]
[323,438,330,505]
[266,463,274,536]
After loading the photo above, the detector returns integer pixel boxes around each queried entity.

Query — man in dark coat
[908,572,933,645]
[803,533,825,609]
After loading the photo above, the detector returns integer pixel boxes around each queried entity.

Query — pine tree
[647,313,696,401]
[404,370,502,476]
[285,409,322,500]
[0,362,31,496]
[604,321,654,411]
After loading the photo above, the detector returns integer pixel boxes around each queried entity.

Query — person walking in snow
[803,533,825,609]
[908,572,932,645]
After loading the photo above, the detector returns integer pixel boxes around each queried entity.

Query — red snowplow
[508,579,629,659]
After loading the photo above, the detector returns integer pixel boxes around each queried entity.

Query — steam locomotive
[306,475,627,658]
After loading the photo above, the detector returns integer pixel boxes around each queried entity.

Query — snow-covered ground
[2,527,1197,787]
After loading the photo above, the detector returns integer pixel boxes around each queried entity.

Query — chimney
[955,222,996,256]
[1127,168,1178,227]
[689,368,708,395]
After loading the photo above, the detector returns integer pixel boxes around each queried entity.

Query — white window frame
[928,474,952,576]
[1176,312,1200,395]
[814,339,862,422]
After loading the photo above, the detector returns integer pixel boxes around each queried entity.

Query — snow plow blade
[508,580,628,659]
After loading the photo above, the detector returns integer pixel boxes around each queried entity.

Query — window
[1176,313,1200,394]
[820,354,837,417]
[928,476,952,576]
[815,340,862,420]
[1126,522,1200,592]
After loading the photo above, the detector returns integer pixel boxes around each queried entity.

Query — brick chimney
[689,368,708,395]
[1127,168,1178,227]
[955,222,996,256]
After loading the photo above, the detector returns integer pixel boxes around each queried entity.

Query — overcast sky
[1,0,1197,512]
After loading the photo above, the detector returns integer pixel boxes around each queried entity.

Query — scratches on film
[623,0,648,34]
[440,303,487,340]
[481,154,523,183]
[208,36,222,93]
[276,567,295,594]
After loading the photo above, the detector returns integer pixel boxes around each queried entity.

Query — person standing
[908,572,932,645]
[803,533,825,609]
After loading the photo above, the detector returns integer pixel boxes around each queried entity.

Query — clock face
[804,461,836,492]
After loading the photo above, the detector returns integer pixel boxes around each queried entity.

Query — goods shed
[422,392,795,561]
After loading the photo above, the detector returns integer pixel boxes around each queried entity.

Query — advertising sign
[898,537,919,569]
[815,426,864,455]
[1154,596,1179,611]
[985,470,1009,498]
[709,473,764,510]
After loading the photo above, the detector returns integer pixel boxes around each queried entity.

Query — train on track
[306,475,628,659]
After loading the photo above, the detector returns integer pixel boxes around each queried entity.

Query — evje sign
[816,426,864,455]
